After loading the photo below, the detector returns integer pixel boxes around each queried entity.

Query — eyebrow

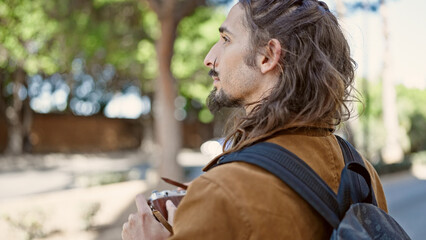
[219,26,233,36]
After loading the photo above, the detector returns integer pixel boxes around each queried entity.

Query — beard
[207,87,242,114]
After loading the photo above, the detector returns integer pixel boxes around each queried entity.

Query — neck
[243,87,271,115]
[243,74,279,115]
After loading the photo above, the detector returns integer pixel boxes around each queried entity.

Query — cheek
[220,66,245,98]
[221,52,242,81]
[218,47,252,94]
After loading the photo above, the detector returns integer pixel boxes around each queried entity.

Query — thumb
[166,200,177,226]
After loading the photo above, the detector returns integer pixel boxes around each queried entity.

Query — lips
[213,76,220,82]
[213,77,220,86]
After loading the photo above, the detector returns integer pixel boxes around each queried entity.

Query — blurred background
[0,0,425,239]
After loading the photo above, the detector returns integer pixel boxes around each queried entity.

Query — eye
[221,35,230,43]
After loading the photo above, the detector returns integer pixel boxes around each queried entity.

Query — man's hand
[121,194,176,240]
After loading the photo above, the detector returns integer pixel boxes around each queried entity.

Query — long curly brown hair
[221,0,358,154]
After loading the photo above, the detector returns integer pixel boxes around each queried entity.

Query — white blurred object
[176,140,224,167]
[104,93,150,119]
[200,140,223,159]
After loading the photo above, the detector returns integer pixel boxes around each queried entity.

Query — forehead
[221,3,249,37]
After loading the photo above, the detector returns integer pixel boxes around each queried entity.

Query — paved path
[1,152,425,239]
[381,171,426,240]
[0,150,209,199]
[0,151,147,199]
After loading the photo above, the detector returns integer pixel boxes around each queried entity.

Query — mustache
[208,69,218,77]
[208,59,219,77]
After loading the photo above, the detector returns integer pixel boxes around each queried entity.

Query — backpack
[213,135,411,240]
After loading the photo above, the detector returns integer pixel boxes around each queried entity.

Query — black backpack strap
[335,135,364,166]
[335,136,377,217]
[212,136,380,229]
[214,142,341,229]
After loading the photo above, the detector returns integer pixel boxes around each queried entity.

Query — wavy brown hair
[221,0,358,154]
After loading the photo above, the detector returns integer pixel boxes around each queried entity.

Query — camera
[147,190,186,221]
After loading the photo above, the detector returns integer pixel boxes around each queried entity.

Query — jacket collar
[202,125,333,172]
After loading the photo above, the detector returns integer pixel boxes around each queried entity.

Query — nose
[204,43,218,69]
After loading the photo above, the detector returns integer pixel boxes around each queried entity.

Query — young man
[122,0,388,239]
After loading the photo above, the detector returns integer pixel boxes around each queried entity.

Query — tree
[0,0,143,154]
[143,0,230,181]
[144,0,205,181]
[378,0,403,163]
[344,0,403,163]
[0,0,60,154]
[48,0,154,115]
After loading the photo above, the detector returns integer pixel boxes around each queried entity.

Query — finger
[122,222,129,239]
[135,193,151,214]
[122,222,129,230]
[121,223,130,240]
[166,200,177,225]
[128,213,137,224]
[121,227,126,240]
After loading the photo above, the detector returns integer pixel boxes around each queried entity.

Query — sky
[339,0,426,89]
[229,0,426,89]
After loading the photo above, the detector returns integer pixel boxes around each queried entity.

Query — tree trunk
[5,68,26,155]
[0,71,6,120]
[145,0,206,182]
[22,92,33,152]
[379,0,403,164]
[153,4,183,182]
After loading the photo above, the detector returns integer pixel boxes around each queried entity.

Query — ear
[259,39,282,74]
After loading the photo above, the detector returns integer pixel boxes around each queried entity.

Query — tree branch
[146,0,206,22]
[145,0,163,17]
[175,0,206,22]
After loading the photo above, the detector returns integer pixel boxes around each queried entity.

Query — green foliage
[357,79,382,118]
[174,7,226,123]
[0,0,159,118]
[358,81,426,157]
[53,0,153,80]
[411,151,426,164]
[136,39,157,80]
[174,6,225,81]
[0,0,60,74]
[396,86,426,152]
[1,0,227,124]
[140,7,160,40]
[94,0,130,8]
[199,108,214,123]
[397,86,426,118]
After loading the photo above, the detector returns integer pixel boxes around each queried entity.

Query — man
[122,0,388,239]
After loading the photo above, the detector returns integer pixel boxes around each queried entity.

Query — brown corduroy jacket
[168,128,388,240]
